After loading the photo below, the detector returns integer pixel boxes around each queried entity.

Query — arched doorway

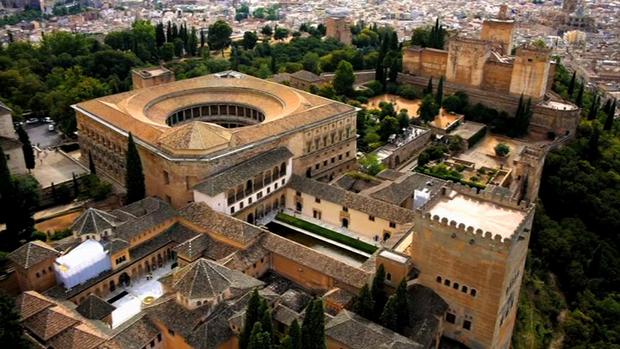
[119,272,130,287]
[295,202,302,212]
[109,280,116,292]
[383,232,391,241]
[157,254,163,268]
[247,213,254,224]
[306,168,312,178]
[342,218,349,228]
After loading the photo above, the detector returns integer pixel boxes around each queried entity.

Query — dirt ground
[365,94,421,116]
[35,211,83,234]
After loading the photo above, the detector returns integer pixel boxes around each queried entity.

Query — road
[24,123,62,149]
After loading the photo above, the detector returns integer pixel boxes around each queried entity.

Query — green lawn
[275,213,378,254]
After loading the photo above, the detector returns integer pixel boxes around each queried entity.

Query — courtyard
[365,94,421,115]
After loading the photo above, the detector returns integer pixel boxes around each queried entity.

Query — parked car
[25,118,39,124]
[48,124,55,132]
[43,117,53,123]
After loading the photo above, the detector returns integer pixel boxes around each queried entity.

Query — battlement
[415,181,534,251]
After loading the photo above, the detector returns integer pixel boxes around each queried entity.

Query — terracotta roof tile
[8,240,60,269]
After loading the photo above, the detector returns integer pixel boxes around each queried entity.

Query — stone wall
[480,20,515,56]
[446,39,492,87]
[403,48,448,78]
[509,47,552,99]
[482,61,513,93]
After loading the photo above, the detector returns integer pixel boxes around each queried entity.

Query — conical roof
[70,208,123,236]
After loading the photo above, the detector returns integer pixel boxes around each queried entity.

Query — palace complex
[5,7,577,348]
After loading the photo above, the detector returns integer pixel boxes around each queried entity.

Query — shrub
[494,143,511,157]
[50,228,72,241]
[397,84,418,100]
[366,80,383,96]
[31,231,47,241]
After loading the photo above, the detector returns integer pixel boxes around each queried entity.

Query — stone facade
[509,46,552,99]
[325,16,352,45]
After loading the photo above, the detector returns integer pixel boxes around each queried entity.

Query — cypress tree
[587,123,600,160]
[248,322,271,349]
[166,21,172,42]
[259,300,273,340]
[0,145,14,223]
[379,295,399,332]
[155,22,165,47]
[88,151,96,175]
[301,299,326,349]
[435,76,444,105]
[188,27,198,56]
[270,55,277,74]
[371,264,388,319]
[394,279,409,331]
[200,29,205,48]
[125,133,145,204]
[16,126,35,171]
[231,45,239,70]
[588,94,599,120]
[240,289,261,349]
[425,77,433,95]
[172,23,179,39]
[567,71,576,97]
[352,284,374,319]
[301,300,315,349]
[604,99,616,131]
[575,81,584,107]
[288,319,302,349]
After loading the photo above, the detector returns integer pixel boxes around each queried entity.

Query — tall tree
[240,289,261,349]
[287,319,302,349]
[371,264,388,320]
[567,71,576,97]
[418,94,439,123]
[587,123,600,160]
[187,27,198,56]
[261,25,273,40]
[301,300,315,349]
[166,21,172,42]
[352,284,374,319]
[125,133,145,204]
[0,293,29,348]
[155,22,165,48]
[394,279,409,331]
[200,29,205,48]
[379,295,399,332]
[243,31,258,50]
[0,145,13,224]
[301,299,326,349]
[588,94,599,120]
[16,126,35,171]
[88,151,96,175]
[333,60,355,96]
[270,55,277,74]
[603,99,616,131]
[207,20,233,56]
[575,81,584,108]
[425,77,433,95]
[435,76,444,106]
[248,322,271,349]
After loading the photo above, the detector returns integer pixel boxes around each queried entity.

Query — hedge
[275,213,377,254]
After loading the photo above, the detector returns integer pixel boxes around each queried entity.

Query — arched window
[462,285,468,293]
[280,162,286,176]
[436,276,442,283]
[386,273,392,281]
[470,289,477,297]
[453,283,459,290]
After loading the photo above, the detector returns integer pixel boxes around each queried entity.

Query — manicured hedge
[276,213,377,254]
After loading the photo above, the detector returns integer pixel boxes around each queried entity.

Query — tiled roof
[323,287,355,308]
[370,173,445,206]
[174,233,238,262]
[290,70,323,82]
[171,258,263,300]
[262,233,370,289]
[70,208,124,236]
[158,122,232,153]
[23,306,80,341]
[219,241,268,271]
[15,291,55,320]
[47,323,106,349]
[325,310,423,349]
[405,284,449,347]
[112,316,160,349]
[289,175,416,224]
[194,147,293,196]
[8,240,60,269]
[180,202,263,246]
[113,198,177,241]
[76,294,116,320]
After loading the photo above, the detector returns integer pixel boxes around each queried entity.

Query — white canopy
[54,239,112,289]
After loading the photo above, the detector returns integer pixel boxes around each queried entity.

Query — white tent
[54,239,112,289]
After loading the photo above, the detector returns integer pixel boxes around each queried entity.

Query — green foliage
[359,154,385,176]
[207,20,232,54]
[0,292,29,348]
[371,264,388,320]
[333,61,355,96]
[0,173,40,249]
[396,84,419,100]
[410,19,447,49]
[435,76,444,105]
[274,27,289,41]
[417,94,439,122]
[16,126,35,170]
[243,31,258,50]
[125,133,145,204]
[494,143,511,157]
[379,295,399,331]
[442,91,469,114]
[31,231,47,242]
[240,289,261,349]
[301,299,326,349]
[394,279,409,331]
[287,319,302,349]
[80,174,112,201]
[352,284,375,319]
[50,228,72,241]
[276,213,377,254]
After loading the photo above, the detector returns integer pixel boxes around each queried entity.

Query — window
[296,191,301,197]
[257,192,263,199]
[445,313,456,324]
[240,202,244,209]
[470,289,477,297]
[343,206,348,212]
[315,164,320,170]
[230,207,235,214]
[248,197,253,204]
[150,340,155,347]
[368,215,375,221]
[386,273,392,281]
[323,160,328,166]
[168,329,175,336]
[389,222,396,228]
[163,171,170,185]
[36,272,40,278]
[463,320,472,331]
[331,157,335,163]
[436,276,442,283]
[315,198,321,203]
[267,187,271,194]
[461,285,468,293]
[444,279,451,286]
[453,283,459,290]
[346,151,350,157]
[157,333,162,342]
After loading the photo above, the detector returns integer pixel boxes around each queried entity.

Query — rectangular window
[446,313,456,324]
[257,192,263,199]
[240,202,244,209]
[463,320,472,331]
[150,340,155,347]
[163,171,170,185]
[315,164,320,170]
[267,187,271,194]
[248,197,253,204]
[338,154,342,160]
[296,191,301,196]
[230,207,235,214]
[389,222,396,228]
[346,151,350,157]
[331,157,335,163]
[168,329,175,336]
[369,215,375,221]
[315,198,321,203]
[157,333,162,342]
[343,206,348,212]
[323,160,328,166]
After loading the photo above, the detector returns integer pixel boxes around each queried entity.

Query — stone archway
[119,272,130,287]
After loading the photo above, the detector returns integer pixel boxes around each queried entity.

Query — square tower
[480,5,515,56]
[509,46,552,100]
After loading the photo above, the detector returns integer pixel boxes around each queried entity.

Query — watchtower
[480,4,515,56]
[509,46,552,100]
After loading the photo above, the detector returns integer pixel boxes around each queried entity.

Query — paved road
[24,123,62,149]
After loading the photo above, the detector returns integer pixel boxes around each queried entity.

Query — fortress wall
[446,39,491,87]
[480,21,515,56]
[403,48,448,78]
[482,61,513,93]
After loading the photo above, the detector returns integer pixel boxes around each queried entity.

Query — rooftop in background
[427,189,526,238]
[131,66,173,79]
